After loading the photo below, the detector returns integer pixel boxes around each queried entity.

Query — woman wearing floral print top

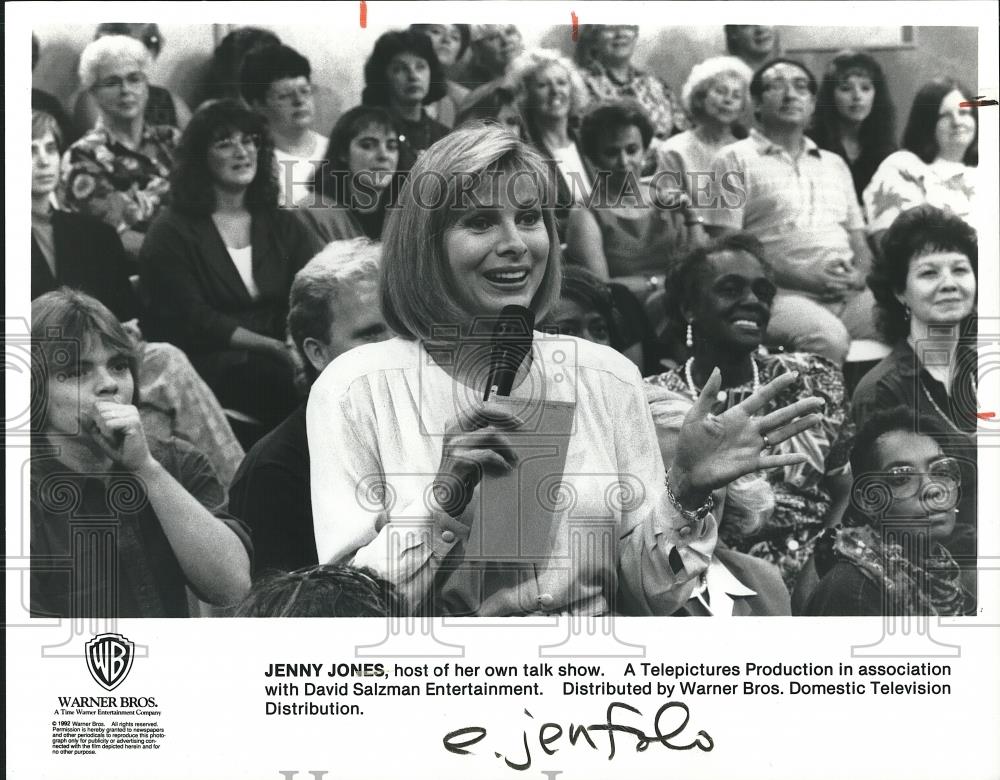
[646,234,852,590]
[59,35,178,259]
[575,25,687,169]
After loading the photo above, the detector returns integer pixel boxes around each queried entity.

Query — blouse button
[441,530,456,543]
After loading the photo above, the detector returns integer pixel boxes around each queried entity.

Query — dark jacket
[31,209,140,321]
[139,207,319,355]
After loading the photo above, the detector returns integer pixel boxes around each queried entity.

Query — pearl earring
[904,305,911,319]
[686,323,694,349]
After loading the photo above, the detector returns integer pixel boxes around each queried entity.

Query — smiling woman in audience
[60,34,179,259]
[139,100,319,432]
[506,49,592,237]
[362,30,450,173]
[863,78,978,247]
[646,233,853,590]
[852,205,978,540]
[295,106,401,244]
[307,123,825,616]
[810,51,897,204]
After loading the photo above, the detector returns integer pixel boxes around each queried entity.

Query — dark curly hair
[579,101,654,161]
[234,564,401,617]
[867,205,978,344]
[902,78,978,166]
[239,43,311,105]
[811,51,896,161]
[170,99,280,217]
[309,105,400,203]
[203,27,281,103]
[362,30,447,108]
[661,233,772,346]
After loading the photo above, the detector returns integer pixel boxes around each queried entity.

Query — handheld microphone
[483,305,535,401]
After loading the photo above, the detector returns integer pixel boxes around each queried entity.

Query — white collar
[689,556,758,616]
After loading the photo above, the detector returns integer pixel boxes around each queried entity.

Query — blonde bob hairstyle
[505,49,590,126]
[78,34,152,91]
[380,122,562,341]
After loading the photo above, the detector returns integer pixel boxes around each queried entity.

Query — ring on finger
[761,433,772,451]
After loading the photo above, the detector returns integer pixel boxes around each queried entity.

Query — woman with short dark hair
[811,50,897,203]
[863,78,978,245]
[140,99,319,431]
[566,101,704,301]
[362,30,450,172]
[803,407,973,616]
[852,205,977,535]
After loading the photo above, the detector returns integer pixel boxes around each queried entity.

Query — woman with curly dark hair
[810,50,897,204]
[362,30,450,172]
[863,78,978,246]
[852,205,977,535]
[139,99,319,430]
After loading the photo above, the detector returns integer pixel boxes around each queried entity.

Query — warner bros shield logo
[85,633,135,691]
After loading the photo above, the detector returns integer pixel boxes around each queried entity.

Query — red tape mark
[959,96,998,108]
[976,411,995,420]
[571,11,579,41]
[360,0,367,28]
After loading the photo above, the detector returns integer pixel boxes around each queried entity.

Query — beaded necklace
[685,355,760,403]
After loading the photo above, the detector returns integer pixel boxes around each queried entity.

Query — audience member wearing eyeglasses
[239,44,329,207]
[73,23,192,133]
[802,407,973,616]
[139,100,320,432]
[59,35,180,260]
[705,59,876,365]
[852,206,978,541]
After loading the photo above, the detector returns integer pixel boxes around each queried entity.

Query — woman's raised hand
[669,368,824,508]
[432,401,525,519]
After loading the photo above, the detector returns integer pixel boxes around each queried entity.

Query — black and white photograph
[5,2,999,778]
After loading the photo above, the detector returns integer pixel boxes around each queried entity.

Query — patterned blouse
[646,351,852,588]
[59,119,179,233]
[580,60,688,141]
[862,150,976,234]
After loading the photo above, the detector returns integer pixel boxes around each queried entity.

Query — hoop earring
[686,323,694,348]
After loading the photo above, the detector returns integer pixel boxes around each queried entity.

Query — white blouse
[307,333,717,616]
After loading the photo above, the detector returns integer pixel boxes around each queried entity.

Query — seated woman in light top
[863,78,978,248]
[139,100,319,431]
[656,56,753,213]
[307,123,825,616]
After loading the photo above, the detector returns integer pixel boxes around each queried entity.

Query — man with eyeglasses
[800,406,974,616]
[240,44,328,207]
[705,58,878,366]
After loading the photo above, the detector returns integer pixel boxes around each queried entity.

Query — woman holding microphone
[308,123,824,616]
